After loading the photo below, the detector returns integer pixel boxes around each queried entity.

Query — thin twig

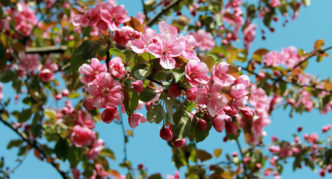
[292,46,332,70]
[235,138,249,178]
[147,0,182,27]
[0,114,68,179]
[241,66,332,93]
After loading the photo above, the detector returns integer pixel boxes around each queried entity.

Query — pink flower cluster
[73,1,130,31]
[79,58,124,110]
[239,85,272,144]
[264,46,303,68]
[130,21,202,69]
[17,53,41,77]
[243,23,256,49]
[185,61,253,135]
[39,59,58,82]
[6,3,38,36]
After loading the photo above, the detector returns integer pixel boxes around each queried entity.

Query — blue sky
[1,0,332,178]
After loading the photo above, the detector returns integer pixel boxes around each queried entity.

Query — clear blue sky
[0,0,331,178]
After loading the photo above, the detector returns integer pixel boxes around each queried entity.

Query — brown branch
[292,46,332,70]
[26,46,67,54]
[146,0,182,27]
[140,0,147,17]
[241,66,332,93]
[0,115,68,179]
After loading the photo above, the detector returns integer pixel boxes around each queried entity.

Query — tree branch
[241,66,332,93]
[147,0,182,27]
[26,46,67,54]
[292,46,332,69]
[0,115,68,179]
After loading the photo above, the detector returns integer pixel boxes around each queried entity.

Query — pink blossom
[88,139,104,160]
[240,107,255,119]
[235,75,250,87]
[130,28,156,54]
[305,133,318,144]
[269,145,280,153]
[62,89,70,97]
[76,111,95,129]
[0,84,3,101]
[281,46,301,68]
[101,106,120,124]
[108,57,126,78]
[72,168,80,179]
[264,51,282,67]
[296,90,313,112]
[71,125,96,147]
[185,87,197,101]
[185,60,210,87]
[230,84,249,100]
[83,97,95,111]
[128,113,147,128]
[197,84,228,117]
[243,23,256,49]
[136,12,145,24]
[132,80,144,93]
[39,68,54,82]
[212,111,230,132]
[99,3,130,31]
[94,164,110,178]
[322,124,331,133]
[18,53,41,76]
[166,171,180,179]
[182,35,199,60]
[225,0,242,8]
[7,3,37,36]
[79,58,107,85]
[87,72,123,109]
[114,26,141,47]
[147,22,185,69]
[212,62,235,88]
[190,29,215,51]
[270,0,281,7]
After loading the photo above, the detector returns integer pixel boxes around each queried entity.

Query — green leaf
[67,92,80,99]
[172,71,184,83]
[109,48,126,60]
[139,88,156,102]
[147,104,165,123]
[100,148,116,160]
[172,108,191,139]
[68,146,82,168]
[165,98,174,125]
[7,139,23,149]
[132,64,150,80]
[18,109,32,123]
[0,70,16,83]
[55,139,69,161]
[302,0,310,7]
[44,109,57,121]
[124,88,139,116]
[70,40,100,71]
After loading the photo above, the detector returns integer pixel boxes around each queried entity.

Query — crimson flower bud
[160,127,173,141]
[240,107,255,119]
[173,138,187,148]
[197,119,207,131]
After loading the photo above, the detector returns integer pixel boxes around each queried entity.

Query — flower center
[102,88,110,96]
